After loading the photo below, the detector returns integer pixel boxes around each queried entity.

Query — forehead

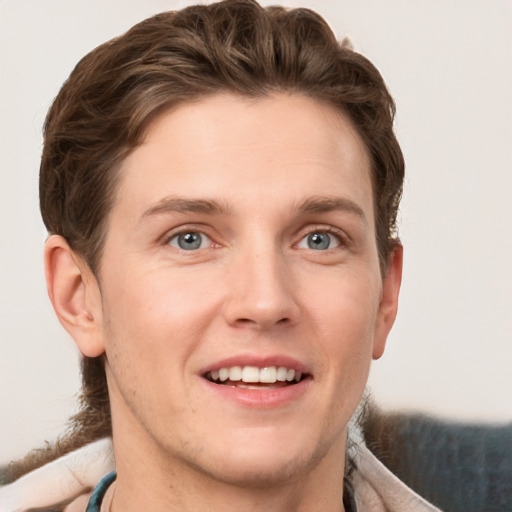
[115,93,373,224]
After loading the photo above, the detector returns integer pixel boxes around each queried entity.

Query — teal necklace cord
[85,471,117,512]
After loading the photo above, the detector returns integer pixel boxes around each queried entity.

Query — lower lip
[202,377,311,408]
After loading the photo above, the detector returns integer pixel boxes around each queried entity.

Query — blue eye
[298,231,341,250]
[168,232,210,250]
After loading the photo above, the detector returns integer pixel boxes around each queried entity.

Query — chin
[204,452,318,488]
[191,432,333,488]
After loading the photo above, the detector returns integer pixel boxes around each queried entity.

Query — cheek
[303,268,381,397]
[98,261,229,402]
[99,267,211,419]
[101,262,218,342]
[307,269,380,349]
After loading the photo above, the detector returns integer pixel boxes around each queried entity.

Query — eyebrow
[298,196,367,224]
[138,197,230,223]
[138,195,367,224]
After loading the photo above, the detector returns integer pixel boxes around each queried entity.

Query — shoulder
[0,438,113,512]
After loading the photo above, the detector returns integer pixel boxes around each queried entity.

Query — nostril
[234,317,291,328]
[236,318,255,325]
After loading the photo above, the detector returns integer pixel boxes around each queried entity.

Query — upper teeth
[208,366,302,384]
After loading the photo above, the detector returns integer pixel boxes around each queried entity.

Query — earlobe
[372,243,403,360]
[44,235,105,357]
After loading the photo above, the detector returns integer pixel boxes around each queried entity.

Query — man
[0,1,441,510]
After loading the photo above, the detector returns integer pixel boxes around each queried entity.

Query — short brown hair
[31,0,405,476]
[40,0,403,274]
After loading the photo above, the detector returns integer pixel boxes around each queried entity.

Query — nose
[222,245,300,330]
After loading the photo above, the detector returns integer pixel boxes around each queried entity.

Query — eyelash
[295,225,348,251]
[162,225,349,252]
[164,226,215,252]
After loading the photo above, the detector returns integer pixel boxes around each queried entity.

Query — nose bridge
[223,234,299,329]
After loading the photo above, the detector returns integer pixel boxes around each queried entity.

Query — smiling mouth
[204,365,307,389]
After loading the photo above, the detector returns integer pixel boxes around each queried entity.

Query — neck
[110,431,348,512]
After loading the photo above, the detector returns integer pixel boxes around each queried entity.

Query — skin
[46,93,402,512]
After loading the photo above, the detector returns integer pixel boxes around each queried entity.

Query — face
[89,93,400,486]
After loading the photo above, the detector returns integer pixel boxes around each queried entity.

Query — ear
[372,243,403,360]
[44,235,105,357]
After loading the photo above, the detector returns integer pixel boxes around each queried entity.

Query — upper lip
[199,354,310,376]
